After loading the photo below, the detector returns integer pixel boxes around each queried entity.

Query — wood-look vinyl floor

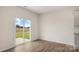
[4,40,77,52]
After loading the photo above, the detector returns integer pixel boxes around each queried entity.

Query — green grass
[24,32,30,39]
[16,28,30,39]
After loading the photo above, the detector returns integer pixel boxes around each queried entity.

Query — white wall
[39,8,75,46]
[74,10,79,48]
[0,7,39,51]
[74,11,79,33]
[75,27,79,33]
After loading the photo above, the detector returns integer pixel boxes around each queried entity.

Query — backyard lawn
[16,27,30,39]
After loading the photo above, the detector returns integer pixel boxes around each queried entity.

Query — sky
[16,18,31,27]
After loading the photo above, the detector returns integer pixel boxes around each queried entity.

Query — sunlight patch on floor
[16,38,30,45]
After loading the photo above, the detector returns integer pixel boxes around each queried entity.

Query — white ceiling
[24,6,69,14]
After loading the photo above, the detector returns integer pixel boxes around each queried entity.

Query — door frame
[15,17,32,45]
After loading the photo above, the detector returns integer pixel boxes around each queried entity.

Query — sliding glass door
[16,18,31,45]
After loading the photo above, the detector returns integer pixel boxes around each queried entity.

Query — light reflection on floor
[16,38,30,45]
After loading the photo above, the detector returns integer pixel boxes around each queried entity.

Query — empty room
[0,6,79,52]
